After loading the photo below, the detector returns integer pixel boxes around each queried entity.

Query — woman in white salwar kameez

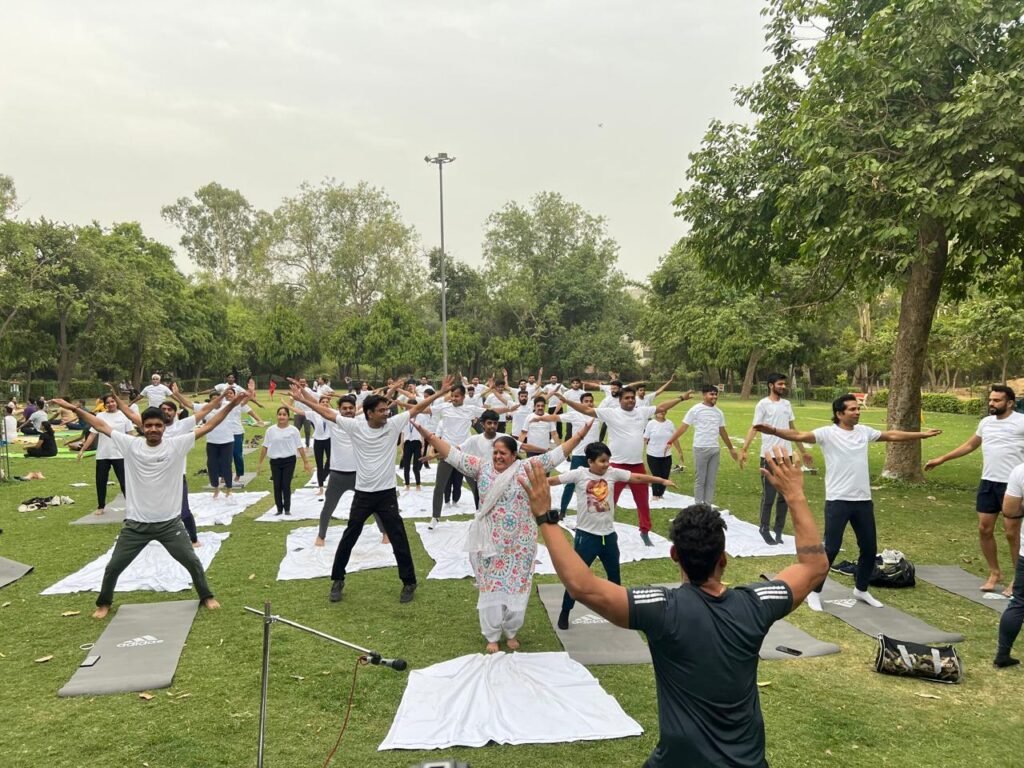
[414,419,594,652]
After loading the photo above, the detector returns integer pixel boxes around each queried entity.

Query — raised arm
[50,398,112,437]
[562,397,597,418]
[522,461,629,628]
[104,383,142,429]
[924,434,982,471]
[412,420,453,461]
[170,382,195,411]
[652,376,675,399]
[760,447,829,607]
[879,428,942,443]
[289,384,339,421]
[655,390,693,415]
[753,423,817,444]
[194,391,249,439]
[558,418,594,456]
[408,375,454,417]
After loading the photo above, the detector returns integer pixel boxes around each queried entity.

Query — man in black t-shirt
[522,447,828,768]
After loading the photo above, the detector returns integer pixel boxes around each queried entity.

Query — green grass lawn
[0,393,1021,767]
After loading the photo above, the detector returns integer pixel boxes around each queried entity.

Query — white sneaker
[806,592,823,612]
[428,518,439,530]
[853,588,884,608]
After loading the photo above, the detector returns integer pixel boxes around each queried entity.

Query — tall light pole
[424,152,455,377]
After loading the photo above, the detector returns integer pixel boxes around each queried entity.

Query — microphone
[367,652,408,671]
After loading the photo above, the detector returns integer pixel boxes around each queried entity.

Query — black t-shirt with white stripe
[628,580,793,768]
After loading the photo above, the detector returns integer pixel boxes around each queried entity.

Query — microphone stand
[244,602,407,767]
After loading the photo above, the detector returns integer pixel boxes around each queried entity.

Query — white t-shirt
[415,384,431,398]
[231,404,252,436]
[95,411,134,460]
[1003,464,1024,556]
[683,404,726,449]
[464,394,484,408]
[264,425,303,459]
[812,424,882,501]
[432,402,484,446]
[329,417,357,472]
[510,404,532,436]
[462,432,497,460]
[597,392,620,410]
[557,467,631,535]
[203,401,236,444]
[140,384,173,409]
[2,414,17,441]
[165,415,197,438]
[332,412,408,492]
[753,397,797,457]
[29,409,49,431]
[599,406,657,464]
[523,414,555,448]
[643,419,676,458]
[310,411,332,441]
[485,393,510,422]
[559,412,600,457]
[109,430,196,523]
[545,383,563,408]
[564,388,584,404]
[976,412,1024,482]
[402,415,422,442]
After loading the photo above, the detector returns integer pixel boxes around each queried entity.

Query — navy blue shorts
[976,480,1008,514]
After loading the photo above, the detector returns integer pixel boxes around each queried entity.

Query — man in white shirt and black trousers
[758,393,941,611]
[292,378,452,604]
[51,390,250,619]
[521,446,828,768]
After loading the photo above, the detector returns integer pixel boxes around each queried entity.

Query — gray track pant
[692,447,721,506]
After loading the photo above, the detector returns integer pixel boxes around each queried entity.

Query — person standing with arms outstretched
[51,390,249,618]
[292,379,452,604]
[758,393,941,611]
[740,373,814,545]
[564,386,692,546]
[669,385,739,507]
[925,384,1024,594]
[256,406,312,515]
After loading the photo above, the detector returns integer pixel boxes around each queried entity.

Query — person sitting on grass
[547,441,675,630]
[521,447,828,768]
[51,391,249,619]
[23,420,58,458]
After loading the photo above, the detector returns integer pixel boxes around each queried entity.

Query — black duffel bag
[875,634,962,684]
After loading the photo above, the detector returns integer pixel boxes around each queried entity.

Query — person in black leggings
[399,402,423,490]
[256,407,311,515]
[78,394,132,515]
[309,397,333,496]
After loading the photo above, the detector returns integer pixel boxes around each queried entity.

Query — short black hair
[362,394,388,417]
[831,393,858,424]
[338,394,357,407]
[141,406,165,423]
[494,435,519,456]
[668,504,727,585]
[480,409,499,423]
[584,441,611,462]
[571,377,582,385]
[991,384,1016,401]
[701,384,718,394]
[620,386,636,397]
[581,392,594,403]
[608,379,623,388]
[452,384,466,396]
[533,395,547,405]
[766,373,786,386]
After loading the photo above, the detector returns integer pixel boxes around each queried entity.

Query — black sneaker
[993,655,1020,668]
[399,583,417,603]
[275,509,284,516]
[759,528,775,546]
[773,530,783,545]
[640,531,654,547]
[557,610,570,630]
[329,579,345,602]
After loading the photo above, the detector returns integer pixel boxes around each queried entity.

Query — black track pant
[95,458,126,508]
[814,500,876,593]
[270,456,296,513]
[400,440,422,486]
[313,438,331,488]
[206,442,233,489]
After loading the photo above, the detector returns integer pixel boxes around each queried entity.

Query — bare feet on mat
[485,642,499,654]
[202,598,221,610]
[381,534,390,545]
[981,572,1002,592]
[314,537,326,547]
[192,541,202,548]
[1004,581,1015,598]
[94,508,104,516]
[92,605,110,619]
[212,490,220,500]
[505,637,520,651]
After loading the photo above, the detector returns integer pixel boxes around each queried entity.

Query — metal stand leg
[257,601,273,768]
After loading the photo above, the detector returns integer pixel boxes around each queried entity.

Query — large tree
[677,0,1024,479]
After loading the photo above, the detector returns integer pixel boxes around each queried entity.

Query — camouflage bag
[875,634,962,684]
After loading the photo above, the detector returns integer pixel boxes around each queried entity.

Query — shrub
[959,398,985,416]
[870,389,889,408]
[920,393,964,413]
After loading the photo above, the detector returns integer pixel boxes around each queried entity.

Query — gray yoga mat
[536,583,651,665]
[760,619,840,660]
[70,494,126,525]
[206,471,256,490]
[817,577,965,644]
[58,600,199,697]
[916,565,1010,614]
[0,556,34,589]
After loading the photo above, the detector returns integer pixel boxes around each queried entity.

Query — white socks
[853,589,884,608]
[805,592,823,612]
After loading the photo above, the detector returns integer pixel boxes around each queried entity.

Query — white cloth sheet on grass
[379,651,642,750]
[415,520,555,580]
[718,510,797,557]
[559,515,672,563]
[41,531,229,595]
[254,488,351,522]
[615,489,697,510]
[187,492,269,526]
[396,464,438,485]
[276,525,397,580]
[397,489,478,518]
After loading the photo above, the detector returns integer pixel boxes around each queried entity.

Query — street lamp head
[425,152,456,164]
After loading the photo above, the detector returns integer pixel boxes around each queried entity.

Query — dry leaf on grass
[757,681,771,688]
[914,692,940,700]
[2,602,11,608]
[248,573,256,580]
[34,655,53,663]
[61,611,80,617]
[139,692,154,701]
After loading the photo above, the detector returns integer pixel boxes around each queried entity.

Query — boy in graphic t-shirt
[548,441,674,630]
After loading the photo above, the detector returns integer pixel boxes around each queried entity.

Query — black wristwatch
[534,509,560,526]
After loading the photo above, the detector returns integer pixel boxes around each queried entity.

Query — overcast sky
[1,1,770,281]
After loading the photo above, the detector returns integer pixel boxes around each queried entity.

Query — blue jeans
[561,530,620,613]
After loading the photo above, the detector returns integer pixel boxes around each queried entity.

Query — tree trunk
[883,222,948,481]
[802,364,812,389]
[1001,338,1009,383]
[740,348,763,400]
[194,367,203,394]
